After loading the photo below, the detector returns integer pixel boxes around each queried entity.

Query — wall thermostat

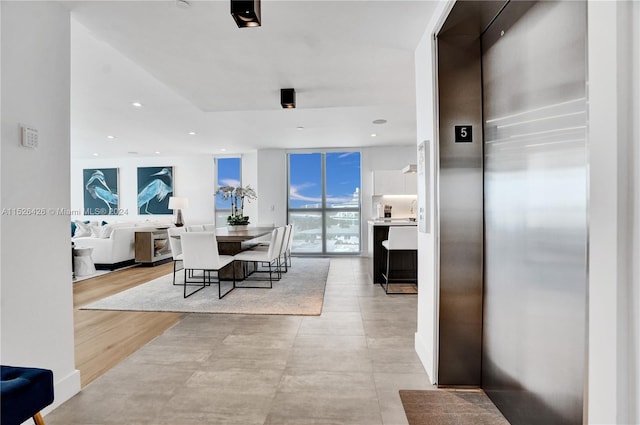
[21,124,39,149]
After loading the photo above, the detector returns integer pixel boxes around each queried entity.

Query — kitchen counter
[367,219,418,284]
[368,219,417,226]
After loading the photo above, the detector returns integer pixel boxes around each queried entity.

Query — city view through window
[215,157,241,226]
[288,152,361,254]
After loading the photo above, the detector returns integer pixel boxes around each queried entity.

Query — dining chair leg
[173,261,177,285]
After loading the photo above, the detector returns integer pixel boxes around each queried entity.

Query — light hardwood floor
[73,264,182,387]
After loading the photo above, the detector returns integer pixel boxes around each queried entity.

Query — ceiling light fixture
[371,133,377,137]
[281,88,296,109]
[155,151,161,155]
[231,0,261,28]
[372,119,387,125]
[176,0,190,8]
[93,153,99,156]
[107,135,116,140]
[188,131,197,135]
[220,148,227,152]
[296,126,304,130]
[131,102,143,107]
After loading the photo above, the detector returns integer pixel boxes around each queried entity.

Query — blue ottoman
[1,365,54,425]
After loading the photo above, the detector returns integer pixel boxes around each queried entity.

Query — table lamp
[168,197,189,227]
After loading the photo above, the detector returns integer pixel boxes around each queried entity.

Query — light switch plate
[21,124,39,149]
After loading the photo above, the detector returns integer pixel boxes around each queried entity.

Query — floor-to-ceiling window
[215,157,241,226]
[288,151,361,254]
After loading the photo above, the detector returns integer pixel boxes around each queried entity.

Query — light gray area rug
[81,258,329,315]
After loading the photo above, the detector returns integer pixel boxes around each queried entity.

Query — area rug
[81,258,329,315]
[399,389,510,425]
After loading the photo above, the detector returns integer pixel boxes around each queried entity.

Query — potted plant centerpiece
[215,184,257,231]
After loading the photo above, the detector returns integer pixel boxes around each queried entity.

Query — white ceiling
[66,0,437,158]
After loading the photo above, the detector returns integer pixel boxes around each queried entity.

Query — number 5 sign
[454,125,472,143]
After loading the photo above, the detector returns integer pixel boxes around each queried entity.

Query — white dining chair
[381,226,418,294]
[283,223,294,270]
[233,226,284,288]
[202,224,217,231]
[181,232,235,299]
[186,224,204,232]
[167,227,187,286]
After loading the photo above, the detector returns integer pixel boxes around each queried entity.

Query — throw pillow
[74,220,92,237]
[99,224,115,239]
[89,223,103,238]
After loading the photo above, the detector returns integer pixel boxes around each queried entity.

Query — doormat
[399,389,510,425]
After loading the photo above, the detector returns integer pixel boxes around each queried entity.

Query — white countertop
[368,219,417,226]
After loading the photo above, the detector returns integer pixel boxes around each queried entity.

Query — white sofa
[72,221,172,269]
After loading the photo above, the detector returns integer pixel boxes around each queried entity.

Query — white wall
[255,149,287,227]
[587,1,640,424]
[71,155,215,225]
[412,0,452,385]
[1,0,80,411]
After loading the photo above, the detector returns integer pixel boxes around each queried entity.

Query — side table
[73,247,96,277]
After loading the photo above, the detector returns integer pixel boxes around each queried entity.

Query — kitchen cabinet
[373,170,417,195]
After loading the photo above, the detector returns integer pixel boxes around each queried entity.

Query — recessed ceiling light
[93,153,99,156]
[296,126,304,130]
[155,151,161,155]
[128,151,138,155]
[220,148,227,152]
[175,0,190,8]
[131,102,143,107]
[107,135,116,140]
[373,119,387,125]
[188,131,197,135]
[371,133,377,137]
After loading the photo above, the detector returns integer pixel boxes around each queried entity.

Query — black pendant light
[231,0,261,28]
[281,88,296,109]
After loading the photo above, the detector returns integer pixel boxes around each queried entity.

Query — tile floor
[47,257,435,425]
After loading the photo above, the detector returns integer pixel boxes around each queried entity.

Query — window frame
[287,150,362,255]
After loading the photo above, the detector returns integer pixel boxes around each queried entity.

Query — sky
[216,153,361,210]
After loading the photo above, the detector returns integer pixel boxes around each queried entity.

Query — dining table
[174,226,274,280]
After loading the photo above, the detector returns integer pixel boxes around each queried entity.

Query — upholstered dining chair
[254,224,293,272]
[202,224,217,231]
[233,226,284,288]
[186,224,204,232]
[167,226,187,286]
[381,226,418,294]
[181,232,235,299]
[283,223,295,271]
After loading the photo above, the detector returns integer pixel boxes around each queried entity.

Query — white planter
[227,225,248,231]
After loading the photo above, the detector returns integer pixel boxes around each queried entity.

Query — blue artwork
[137,166,173,215]
[83,168,119,215]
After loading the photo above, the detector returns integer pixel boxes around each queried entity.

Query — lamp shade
[168,197,189,210]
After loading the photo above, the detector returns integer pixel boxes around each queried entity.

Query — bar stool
[381,226,418,294]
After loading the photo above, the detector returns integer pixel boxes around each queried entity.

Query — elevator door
[481,2,587,424]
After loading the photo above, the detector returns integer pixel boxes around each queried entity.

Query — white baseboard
[42,369,81,417]
[415,331,436,385]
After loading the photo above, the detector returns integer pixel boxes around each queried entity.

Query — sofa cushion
[74,220,92,237]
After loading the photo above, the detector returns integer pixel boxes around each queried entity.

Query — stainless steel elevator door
[481,1,587,424]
